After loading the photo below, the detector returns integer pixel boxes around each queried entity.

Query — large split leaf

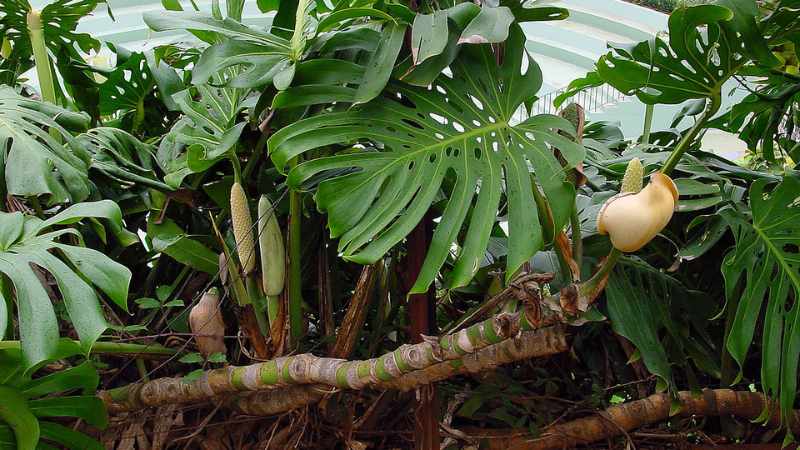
[157,83,248,188]
[596,4,745,104]
[99,51,156,117]
[0,86,92,203]
[78,127,172,191]
[607,257,719,392]
[270,26,584,293]
[0,0,102,65]
[721,175,800,428]
[0,201,132,369]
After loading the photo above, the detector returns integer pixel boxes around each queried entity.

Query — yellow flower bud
[230,182,256,275]
[621,157,644,193]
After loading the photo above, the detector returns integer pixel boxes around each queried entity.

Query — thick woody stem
[231,326,568,416]
[487,389,800,450]
[101,311,538,413]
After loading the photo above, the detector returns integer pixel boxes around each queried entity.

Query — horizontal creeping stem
[101,308,560,413]
[231,326,568,416]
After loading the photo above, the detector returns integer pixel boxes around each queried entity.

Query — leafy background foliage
[0,0,799,448]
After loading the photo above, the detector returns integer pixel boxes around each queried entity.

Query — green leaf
[0,288,7,341]
[99,50,155,116]
[721,175,800,426]
[163,299,185,308]
[0,212,23,251]
[0,424,16,450]
[192,39,293,88]
[353,21,406,104]
[144,12,292,89]
[0,256,60,369]
[136,298,161,309]
[31,251,108,353]
[55,244,132,312]
[78,127,173,191]
[179,352,203,363]
[145,11,289,46]
[596,5,740,104]
[207,352,227,363]
[38,422,103,450]
[0,386,38,450]
[28,396,107,428]
[156,285,172,302]
[715,0,780,67]
[0,204,132,368]
[678,215,729,261]
[257,0,279,12]
[22,362,99,397]
[316,8,396,33]
[37,199,137,247]
[411,11,448,65]
[147,217,219,275]
[0,86,91,203]
[0,0,102,71]
[606,258,710,391]
[458,6,514,44]
[157,85,247,187]
[270,26,584,292]
[501,0,568,23]
[182,368,205,382]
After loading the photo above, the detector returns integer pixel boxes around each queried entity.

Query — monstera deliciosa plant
[0,0,800,448]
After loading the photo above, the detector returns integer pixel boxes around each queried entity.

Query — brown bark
[238,304,269,359]
[481,389,800,450]
[330,263,379,358]
[317,232,335,353]
[404,215,440,450]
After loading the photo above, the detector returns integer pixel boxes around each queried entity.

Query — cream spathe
[597,172,679,252]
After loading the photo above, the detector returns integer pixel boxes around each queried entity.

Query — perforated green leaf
[721,175,800,428]
[270,26,584,292]
[99,51,155,116]
[596,5,742,104]
[0,0,102,64]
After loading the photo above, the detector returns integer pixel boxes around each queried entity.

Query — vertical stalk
[569,207,582,277]
[531,181,572,283]
[404,215,440,450]
[132,97,145,136]
[661,96,720,175]
[642,104,654,145]
[287,157,303,346]
[579,248,622,301]
[27,10,57,106]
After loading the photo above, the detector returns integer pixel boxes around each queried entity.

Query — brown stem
[330,263,379,358]
[317,230,335,353]
[404,215,440,450]
[485,389,800,450]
